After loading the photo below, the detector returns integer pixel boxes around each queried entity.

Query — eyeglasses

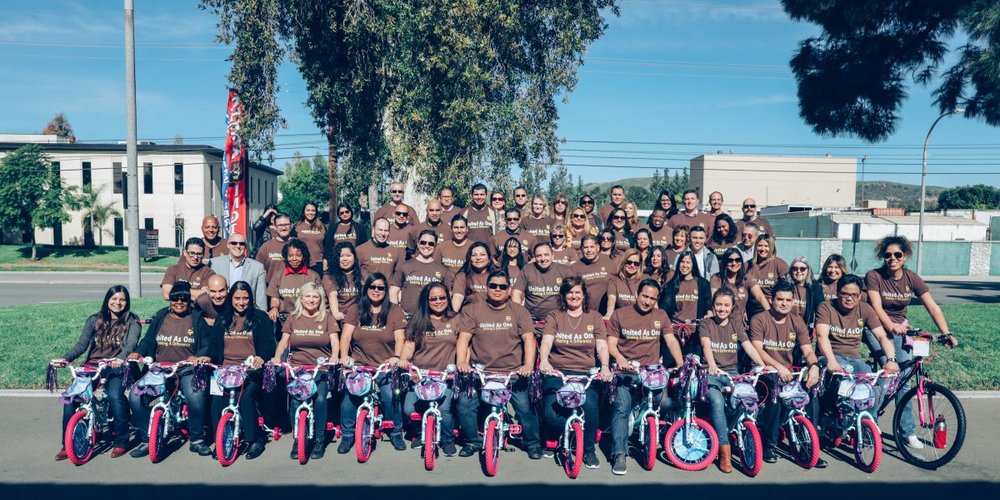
[838,291,861,299]
[551,234,565,239]
[791,266,809,272]
[581,200,594,205]
[612,215,626,221]
[391,189,404,194]
[743,204,756,209]
[169,297,189,303]
[428,295,448,302]
[726,258,743,264]
[514,194,527,198]
[186,251,204,257]
[555,200,567,205]
[600,236,614,241]
[571,214,586,219]
[394,211,409,217]
[487,283,510,290]
[369,285,387,291]
[276,223,291,228]
[492,196,505,201]
[625,260,641,266]
[338,210,351,215]
[883,251,905,260]
[506,217,520,222]
[418,240,436,247]
[228,241,247,247]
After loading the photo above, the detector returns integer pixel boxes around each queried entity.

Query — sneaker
[542,448,555,458]
[290,441,299,460]
[814,457,828,469]
[411,439,423,449]
[442,442,457,457]
[763,447,777,464]
[527,446,543,460]
[905,435,925,450]
[611,453,627,475]
[129,443,149,458]
[246,441,265,460]
[110,446,128,458]
[189,440,213,456]
[390,434,407,451]
[310,442,326,459]
[337,437,354,454]
[458,445,480,458]
[584,452,600,469]
[55,448,68,461]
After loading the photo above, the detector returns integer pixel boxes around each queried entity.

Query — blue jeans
[129,369,208,443]
[403,386,456,446]
[866,332,916,437]
[61,369,130,447]
[706,374,736,446]
[340,372,401,439]
[610,374,673,456]
[541,374,600,453]
[287,375,330,444]
[456,376,540,450]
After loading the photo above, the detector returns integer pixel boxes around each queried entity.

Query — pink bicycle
[543,369,601,479]
[278,358,337,465]
[408,364,456,471]
[50,358,117,466]
[128,358,194,463]
[342,362,395,463]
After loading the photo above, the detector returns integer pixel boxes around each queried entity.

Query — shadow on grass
[13,245,175,264]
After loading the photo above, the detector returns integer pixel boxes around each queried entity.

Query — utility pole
[124,0,142,296]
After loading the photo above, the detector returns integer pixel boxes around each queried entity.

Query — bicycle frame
[409,365,455,449]
[776,369,813,447]
[719,370,764,434]
[826,369,893,441]
[130,359,192,442]
[676,357,704,448]
[58,361,112,439]
[283,359,335,443]
[549,370,600,451]
[474,366,521,450]
[875,330,947,428]
[343,362,394,441]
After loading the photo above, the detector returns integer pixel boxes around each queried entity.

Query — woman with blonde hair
[745,233,788,318]
[605,248,645,320]
[549,223,576,266]
[566,206,596,252]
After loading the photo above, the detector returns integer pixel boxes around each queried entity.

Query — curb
[3,389,1000,398]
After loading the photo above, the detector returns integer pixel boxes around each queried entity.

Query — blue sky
[1,0,998,188]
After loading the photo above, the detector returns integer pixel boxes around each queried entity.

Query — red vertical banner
[222,89,247,237]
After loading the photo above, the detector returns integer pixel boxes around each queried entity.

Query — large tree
[201,0,618,209]
[782,0,1000,141]
[0,145,75,259]
[937,184,1000,210]
[41,113,77,143]
[75,184,122,246]
[277,152,331,218]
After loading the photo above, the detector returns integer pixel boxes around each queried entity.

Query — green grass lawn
[0,244,174,272]
[0,300,995,390]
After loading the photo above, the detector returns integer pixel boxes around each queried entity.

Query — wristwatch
[886,356,897,363]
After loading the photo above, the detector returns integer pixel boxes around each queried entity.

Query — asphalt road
[0,395,996,498]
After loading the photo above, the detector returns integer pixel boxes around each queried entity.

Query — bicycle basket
[778,381,810,409]
[415,376,447,401]
[639,364,668,390]
[345,370,373,397]
[60,376,94,404]
[287,372,318,401]
[849,380,878,411]
[729,382,759,409]
[132,370,167,398]
[556,381,588,409]
[480,378,512,406]
[214,366,247,390]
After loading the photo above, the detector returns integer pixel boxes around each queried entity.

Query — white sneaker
[905,435,925,450]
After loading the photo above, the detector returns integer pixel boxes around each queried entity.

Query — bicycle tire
[665,417,719,471]
[215,411,240,467]
[64,411,95,466]
[297,410,309,465]
[564,421,584,479]
[854,417,882,473]
[148,408,166,464]
[423,413,436,471]
[642,415,658,471]
[787,415,820,469]
[355,408,373,463]
[739,420,763,477]
[893,382,966,470]
[483,419,501,477]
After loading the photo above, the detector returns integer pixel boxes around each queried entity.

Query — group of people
[53,182,956,475]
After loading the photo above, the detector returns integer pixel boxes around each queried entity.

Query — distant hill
[582,177,943,211]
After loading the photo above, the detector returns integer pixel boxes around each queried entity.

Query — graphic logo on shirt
[789,331,796,341]
[731,333,738,341]
[434,271,442,278]
[555,277,563,285]
[505,316,511,322]
[767,272,775,279]
[858,318,865,327]
[587,324,594,332]
[653,321,661,328]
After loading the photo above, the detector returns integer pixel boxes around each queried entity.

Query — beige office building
[690,154,856,212]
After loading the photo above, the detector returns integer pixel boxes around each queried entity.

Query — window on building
[144,218,154,231]
[174,218,185,248]
[143,162,153,194]
[52,161,60,175]
[82,162,92,186]
[174,163,184,194]
[113,162,123,194]
[113,218,124,246]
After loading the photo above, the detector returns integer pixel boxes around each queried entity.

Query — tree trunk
[327,127,338,213]
[31,232,37,260]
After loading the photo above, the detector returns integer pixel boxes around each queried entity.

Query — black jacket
[134,307,212,360]
[204,309,277,364]
[659,277,712,320]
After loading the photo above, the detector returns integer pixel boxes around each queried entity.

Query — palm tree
[75,184,121,246]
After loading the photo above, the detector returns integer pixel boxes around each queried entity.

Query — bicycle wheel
[787,415,820,469]
[483,419,501,477]
[893,382,966,470]
[148,408,166,464]
[355,408,373,463]
[665,417,719,471]
[423,413,436,471]
[854,417,882,473]
[64,411,95,466]
[564,421,584,479]
[642,415,658,471]
[215,411,240,467]
[738,420,763,477]
[297,410,309,465]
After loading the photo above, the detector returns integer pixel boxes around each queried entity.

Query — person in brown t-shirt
[571,235,612,315]
[162,237,216,300]
[386,205,412,252]
[708,214,739,259]
[605,249,644,320]
[605,207,634,253]
[339,273,408,450]
[408,198,452,251]
[596,185,625,229]
[647,208,674,249]
[294,202,326,272]
[538,276,613,465]
[745,234,788,318]
[266,239,323,319]
[450,242,495,312]
[520,195,555,240]
[373,181,417,225]
[326,203,366,252]
[323,242,363,322]
[199,215,229,259]
[513,243,574,325]
[455,270,541,456]
[549,224,577,266]
[710,247,769,326]
[391,229,453,317]
[357,218,404,279]
[492,208,536,257]
[255,213,295,285]
[399,282,459,455]
[669,190,714,238]
[439,215,472,273]
[815,275,898,375]
[735,198,774,238]
[462,184,497,245]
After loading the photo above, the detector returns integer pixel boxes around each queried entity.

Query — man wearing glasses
[736,197,773,236]
[512,186,530,214]
[208,232,267,309]
[456,270,542,459]
[492,207,536,257]
[255,213,298,284]
[390,229,453,318]
[162,237,216,300]
[408,198,452,251]
[374,181,417,225]
[462,183,498,245]
[387,204,413,251]
[736,221,759,263]
[438,187,461,217]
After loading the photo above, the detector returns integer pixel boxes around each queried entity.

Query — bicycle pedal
[509,424,522,435]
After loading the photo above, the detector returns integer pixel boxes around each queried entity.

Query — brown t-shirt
[669,212,714,235]
[700,317,749,373]
[331,222,360,248]
[266,269,323,313]
[294,222,326,266]
[610,229,632,252]
[608,306,673,366]
[255,237,292,285]
[821,281,839,302]
[596,204,620,227]
[161,262,215,290]
[345,306,407,367]
[710,275,750,324]
[815,301,881,358]
[223,315,256,365]
[438,240,470,273]
[462,205,495,245]
[322,270,361,314]
[516,263,574,320]
[506,264,523,291]
[552,247,577,266]
[791,283,809,320]
[709,241,736,259]
[194,293,221,320]
[608,275,642,310]
[648,225,673,248]
[154,314,196,362]
[458,301,534,371]
[736,217,774,238]
[748,312,810,368]
[571,256,612,313]
[453,269,490,307]
[386,223,411,250]
[864,268,928,323]
[746,258,789,317]
[673,278,701,322]
[664,247,684,271]
[283,313,339,365]
[356,242,403,279]
[410,315,459,371]
[203,237,230,259]
[543,310,607,373]
[391,259,453,315]
[374,202,416,226]
[492,230,536,257]
[408,220,452,250]
[520,216,555,240]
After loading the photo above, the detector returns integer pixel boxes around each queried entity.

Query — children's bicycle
[472,364,523,477]
[612,361,670,472]
[342,362,395,463]
[820,367,895,473]
[408,364,455,471]
[544,369,601,479]
[775,368,821,469]
[664,354,719,471]
[51,358,116,466]
[210,357,280,466]
[129,358,193,463]
[719,370,765,476]
[279,358,336,465]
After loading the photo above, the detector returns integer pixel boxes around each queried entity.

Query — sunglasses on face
[169,297,189,303]
[571,214,586,219]
[395,211,409,217]
[418,240,436,247]
[551,234,565,239]
[792,266,808,272]
[492,197,505,201]
[600,236,613,241]
[515,194,527,198]
[625,260,641,266]
[228,241,246,247]
[612,216,626,221]
[581,200,594,205]
[727,258,743,264]
[487,283,510,290]
[743,204,756,209]
[506,217,520,222]
[428,295,448,302]
[369,285,387,291]
[391,190,404,194]
[883,251,905,260]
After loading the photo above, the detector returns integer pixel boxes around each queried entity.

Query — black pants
[128,369,208,443]
[757,374,819,450]
[211,372,263,444]
[540,374,600,453]
[60,369,129,448]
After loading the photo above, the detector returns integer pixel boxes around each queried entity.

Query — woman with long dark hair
[816,254,849,302]
[500,236,525,289]
[665,224,689,270]
[53,285,141,460]
[295,201,327,274]
[323,203,368,271]
[708,214,739,258]
[710,247,767,325]
[643,245,671,286]
[338,273,407,453]
[660,250,711,356]
[605,208,633,253]
[451,241,496,311]
[399,282,459,457]
[322,242,363,322]
[653,190,678,222]
[632,228,652,264]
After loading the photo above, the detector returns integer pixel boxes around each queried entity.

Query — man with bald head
[736,197,774,237]
[208,232,268,309]
[374,181,417,225]
[357,218,404,278]
[200,215,229,259]
[409,198,452,251]
[195,274,229,325]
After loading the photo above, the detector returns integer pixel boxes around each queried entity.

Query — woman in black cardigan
[659,250,712,357]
